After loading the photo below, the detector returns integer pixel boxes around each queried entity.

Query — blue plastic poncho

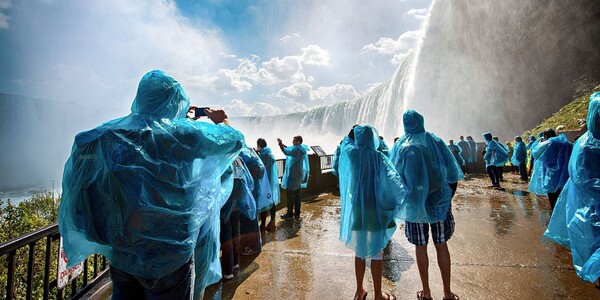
[497,142,510,166]
[378,138,391,157]
[281,143,310,190]
[390,110,464,223]
[482,133,508,168]
[457,139,471,163]
[467,137,478,163]
[333,136,354,177]
[239,146,275,212]
[511,136,527,166]
[257,146,281,210]
[58,70,243,279]
[529,134,573,195]
[447,143,465,166]
[338,125,407,258]
[526,135,537,150]
[544,92,600,283]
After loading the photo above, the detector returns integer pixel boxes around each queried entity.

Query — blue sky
[0,0,432,117]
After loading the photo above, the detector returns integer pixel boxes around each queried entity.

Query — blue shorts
[405,210,455,246]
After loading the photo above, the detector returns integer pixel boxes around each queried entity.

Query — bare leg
[415,245,432,298]
[370,259,384,299]
[434,242,453,298]
[355,257,367,300]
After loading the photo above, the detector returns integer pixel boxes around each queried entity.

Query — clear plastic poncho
[58,70,244,279]
[281,144,310,190]
[338,125,407,258]
[390,110,464,223]
[544,92,600,283]
[511,136,527,166]
[457,139,471,163]
[447,143,465,166]
[257,146,281,210]
[467,138,478,163]
[482,133,508,167]
[529,134,573,195]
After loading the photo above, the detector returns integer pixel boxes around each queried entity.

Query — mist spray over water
[238,0,600,152]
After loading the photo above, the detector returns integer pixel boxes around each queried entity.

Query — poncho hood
[403,110,425,134]
[130,70,190,119]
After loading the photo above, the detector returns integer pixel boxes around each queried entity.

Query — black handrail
[0,224,109,300]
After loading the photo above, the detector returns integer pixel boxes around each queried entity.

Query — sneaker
[222,274,234,280]
[294,214,301,219]
[233,264,240,270]
[280,213,294,219]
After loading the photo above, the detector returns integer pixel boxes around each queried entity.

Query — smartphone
[195,107,210,117]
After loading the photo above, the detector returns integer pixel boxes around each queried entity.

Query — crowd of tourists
[56,70,599,299]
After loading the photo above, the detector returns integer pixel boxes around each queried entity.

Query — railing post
[43,236,52,300]
[26,242,35,300]
[6,250,15,300]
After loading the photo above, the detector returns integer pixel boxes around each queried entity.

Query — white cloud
[1,0,229,109]
[361,30,421,64]
[222,99,282,117]
[278,82,312,103]
[0,0,10,29]
[406,8,428,20]
[278,82,358,104]
[286,102,309,114]
[212,69,252,93]
[262,55,306,83]
[313,84,359,102]
[280,32,301,42]
[301,44,330,66]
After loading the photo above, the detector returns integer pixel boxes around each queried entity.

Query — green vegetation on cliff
[522,85,600,140]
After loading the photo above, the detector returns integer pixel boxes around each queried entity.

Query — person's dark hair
[348,124,359,140]
[294,135,303,143]
[544,128,557,139]
[257,138,267,148]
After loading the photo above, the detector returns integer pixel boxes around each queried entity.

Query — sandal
[443,293,460,300]
[383,292,397,300]
[417,291,433,300]
[353,291,367,300]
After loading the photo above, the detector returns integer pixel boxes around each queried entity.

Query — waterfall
[237,0,600,152]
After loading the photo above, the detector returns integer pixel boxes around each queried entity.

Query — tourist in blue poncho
[447,139,465,170]
[526,135,537,176]
[482,132,508,188]
[529,128,573,210]
[466,136,478,173]
[238,146,266,256]
[332,126,357,177]
[58,70,244,299]
[337,125,406,300]
[390,110,463,300]
[277,135,310,219]
[493,136,510,181]
[257,138,280,232]
[457,136,471,174]
[544,91,600,285]
[511,136,528,181]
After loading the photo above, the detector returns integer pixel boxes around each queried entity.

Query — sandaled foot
[417,290,433,300]
[382,292,396,300]
[442,293,459,300]
[353,290,367,300]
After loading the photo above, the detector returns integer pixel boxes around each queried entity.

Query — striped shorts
[405,210,455,246]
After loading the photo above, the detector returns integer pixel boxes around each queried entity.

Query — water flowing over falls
[237,0,600,152]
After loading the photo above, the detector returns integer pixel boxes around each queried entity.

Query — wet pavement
[203,173,600,299]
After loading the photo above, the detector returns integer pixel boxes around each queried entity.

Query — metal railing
[0,224,108,300]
